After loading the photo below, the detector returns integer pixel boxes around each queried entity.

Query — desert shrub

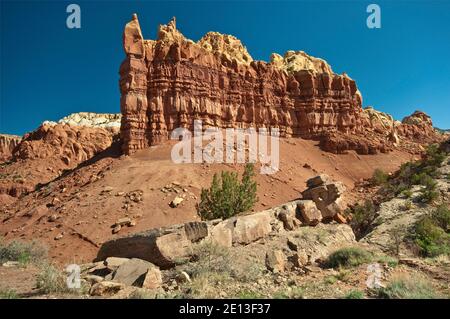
[344,290,365,299]
[0,240,48,265]
[401,189,413,198]
[377,276,437,299]
[325,247,373,269]
[273,287,305,299]
[412,205,450,257]
[380,144,446,198]
[372,169,389,186]
[197,163,257,220]
[36,263,72,294]
[237,289,264,299]
[185,271,230,299]
[0,288,19,299]
[387,225,405,256]
[403,200,413,211]
[347,200,378,239]
[189,240,233,278]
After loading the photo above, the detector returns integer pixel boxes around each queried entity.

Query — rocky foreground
[1,149,449,298]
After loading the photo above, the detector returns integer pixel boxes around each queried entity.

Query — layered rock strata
[119,15,364,155]
[0,134,21,161]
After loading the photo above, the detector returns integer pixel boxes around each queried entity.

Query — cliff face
[0,134,21,161]
[119,15,364,155]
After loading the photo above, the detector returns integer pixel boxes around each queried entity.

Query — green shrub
[197,163,257,220]
[189,240,233,278]
[344,290,365,299]
[325,247,373,268]
[377,276,438,299]
[237,289,264,299]
[347,200,378,239]
[372,169,389,186]
[413,205,450,257]
[0,240,48,265]
[36,263,72,294]
[0,288,19,299]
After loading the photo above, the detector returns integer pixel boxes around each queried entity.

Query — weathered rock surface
[0,134,21,161]
[119,15,363,155]
[112,258,161,287]
[119,15,441,156]
[301,174,347,222]
[43,112,121,133]
[0,122,117,199]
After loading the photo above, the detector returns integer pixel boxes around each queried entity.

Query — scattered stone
[2,261,20,268]
[176,271,192,284]
[84,274,104,285]
[48,214,58,222]
[90,281,124,296]
[170,196,184,208]
[54,233,64,240]
[112,224,122,234]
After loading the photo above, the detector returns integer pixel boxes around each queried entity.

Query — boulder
[112,258,159,287]
[265,250,285,273]
[184,221,208,242]
[232,211,273,245]
[142,266,163,289]
[288,251,309,268]
[306,174,331,188]
[97,227,193,268]
[297,200,322,226]
[209,221,233,247]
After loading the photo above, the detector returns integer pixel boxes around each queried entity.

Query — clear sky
[1,0,449,135]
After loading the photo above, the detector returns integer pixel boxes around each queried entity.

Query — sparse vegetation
[387,225,405,256]
[377,276,438,299]
[197,163,258,220]
[344,290,365,299]
[412,205,450,257]
[0,240,48,266]
[0,288,19,299]
[325,247,373,269]
[346,200,378,239]
[372,168,389,186]
[381,144,446,200]
[36,263,72,294]
[237,289,264,299]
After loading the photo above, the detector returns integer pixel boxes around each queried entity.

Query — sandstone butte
[119,14,441,156]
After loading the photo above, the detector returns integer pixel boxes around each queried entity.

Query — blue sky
[1,0,449,135]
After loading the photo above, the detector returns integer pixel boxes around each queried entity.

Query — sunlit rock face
[119,15,438,155]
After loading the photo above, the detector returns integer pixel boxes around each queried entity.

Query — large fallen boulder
[97,226,195,268]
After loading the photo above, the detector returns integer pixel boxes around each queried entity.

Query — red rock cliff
[119,15,364,155]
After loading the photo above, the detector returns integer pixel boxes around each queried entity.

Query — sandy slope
[0,137,417,264]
